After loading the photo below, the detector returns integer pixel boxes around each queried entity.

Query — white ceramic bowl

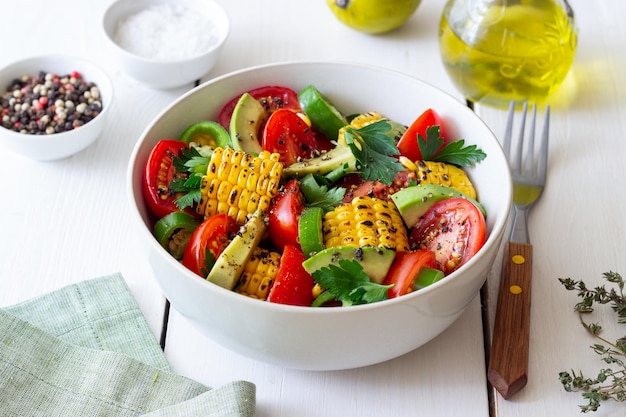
[102,0,230,90]
[128,61,512,370]
[0,55,112,161]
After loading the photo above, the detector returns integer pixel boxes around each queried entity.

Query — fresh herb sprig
[418,125,487,167]
[311,259,392,306]
[170,146,210,210]
[558,271,626,412]
[342,120,404,186]
[299,173,345,213]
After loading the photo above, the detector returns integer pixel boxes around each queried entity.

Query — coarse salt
[114,4,218,61]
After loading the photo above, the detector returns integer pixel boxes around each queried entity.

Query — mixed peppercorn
[0,70,102,135]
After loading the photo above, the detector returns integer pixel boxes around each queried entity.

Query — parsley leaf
[434,139,487,166]
[173,146,211,175]
[300,174,345,213]
[417,126,444,161]
[170,176,202,209]
[311,259,392,306]
[200,248,217,277]
[342,120,404,186]
[170,146,211,210]
[417,125,487,167]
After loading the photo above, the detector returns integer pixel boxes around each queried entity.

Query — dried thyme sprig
[558,271,626,412]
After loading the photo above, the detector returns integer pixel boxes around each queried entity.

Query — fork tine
[512,102,528,174]
[502,101,515,159]
[523,104,537,177]
[537,106,550,181]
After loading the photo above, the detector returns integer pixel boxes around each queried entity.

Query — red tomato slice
[217,85,301,129]
[142,139,197,219]
[261,108,320,165]
[268,179,304,251]
[409,198,486,275]
[267,245,315,306]
[339,169,417,203]
[383,250,437,298]
[182,214,238,278]
[397,108,450,161]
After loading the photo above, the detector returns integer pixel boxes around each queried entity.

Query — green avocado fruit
[206,210,266,290]
[282,144,357,178]
[391,184,487,228]
[302,245,396,284]
[229,93,265,154]
[326,0,422,34]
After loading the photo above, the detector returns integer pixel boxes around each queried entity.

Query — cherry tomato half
[143,139,197,219]
[267,179,304,251]
[339,170,418,203]
[267,245,315,307]
[397,108,450,161]
[409,198,486,275]
[182,214,238,278]
[261,109,321,165]
[217,85,301,130]
[383,250,437,298]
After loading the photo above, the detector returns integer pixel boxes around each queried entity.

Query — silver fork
[487,102,550,400]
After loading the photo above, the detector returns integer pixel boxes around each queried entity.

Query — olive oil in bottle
[439,0,577,108]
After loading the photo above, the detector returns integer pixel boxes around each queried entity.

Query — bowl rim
[127,60,512,314]
[102,0,231,64]
[0,53,113,142]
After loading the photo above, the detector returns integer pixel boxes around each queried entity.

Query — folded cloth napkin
[0,273,255,417]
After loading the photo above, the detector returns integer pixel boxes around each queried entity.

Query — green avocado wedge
[206,210,266,290]
[282,145,357,178]
[302,245,396,284]
[229,93,265,154]
[391,184,487,228]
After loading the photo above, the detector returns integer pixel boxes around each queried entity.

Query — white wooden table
[1,1,624,416]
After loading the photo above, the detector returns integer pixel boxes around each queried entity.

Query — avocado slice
[302,245,396,284]
[229,93,265,153]
[282,145,357,178]
[206,210,266,290]
[391,184,487,228]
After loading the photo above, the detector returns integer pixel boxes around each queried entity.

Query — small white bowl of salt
[102,0,229,90]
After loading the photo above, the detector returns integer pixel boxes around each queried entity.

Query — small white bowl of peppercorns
[0,54,113,161]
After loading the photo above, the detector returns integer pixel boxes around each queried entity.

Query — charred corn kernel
[337,111,384,146]
[297,112,312,126]
[399,156,417,172]
[197,147,283,224]
[349,111,384,128]
[415,160,477,199]
[312,283,324,299]
[235,248,281,300]
[323,195,410,252]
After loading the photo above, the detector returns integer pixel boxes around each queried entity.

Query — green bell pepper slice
[153,211,200,260]
[179,120,232,149]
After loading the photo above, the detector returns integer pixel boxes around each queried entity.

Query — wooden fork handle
[488,241,533,399]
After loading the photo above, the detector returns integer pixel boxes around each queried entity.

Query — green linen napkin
[0,273,255,417]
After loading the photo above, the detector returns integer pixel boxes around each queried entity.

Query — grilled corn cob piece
[337,111,384,146]
[323,195,410,252]
[197,147,283,224]
[404,159,477,199]
[235,247,281,300]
